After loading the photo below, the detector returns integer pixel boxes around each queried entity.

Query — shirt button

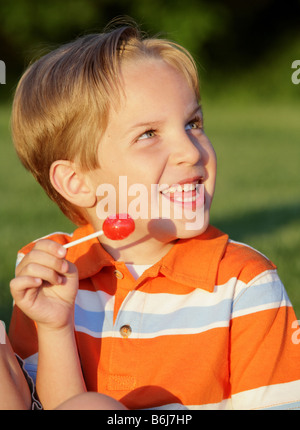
[114,270,124,279]
[120,325,132,338]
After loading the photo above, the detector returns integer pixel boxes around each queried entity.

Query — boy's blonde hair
[12,22,200,225]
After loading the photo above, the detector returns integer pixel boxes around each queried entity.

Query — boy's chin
[146,215,209,242]
[173,212,210,239]
[175,224,208,240]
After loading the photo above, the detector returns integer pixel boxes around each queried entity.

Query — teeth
[161,183,198,194]
[173,195,197,202]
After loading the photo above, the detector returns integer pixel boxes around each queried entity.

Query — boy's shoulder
[163,226,277,291]
[219,234,276,285]
[16,225,91,263]
[18,231,73,255]
[182,225,275,272]
[16,224,110,280]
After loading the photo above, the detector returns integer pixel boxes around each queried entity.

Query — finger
[16,249,69,278]
[10,276,42,302]
[17,262,65,286]
[32,239,67,258]
[62,260,77,278]
[16,239,67,273]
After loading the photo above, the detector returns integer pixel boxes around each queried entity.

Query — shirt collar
[157,225,228,292]
[65,224,114,279]
[66,224,228,292]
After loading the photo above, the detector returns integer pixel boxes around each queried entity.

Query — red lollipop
[64,214,135,249]
[102,214,135,240]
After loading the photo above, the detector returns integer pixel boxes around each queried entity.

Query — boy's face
[86,59,217,248]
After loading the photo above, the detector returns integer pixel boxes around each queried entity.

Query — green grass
[0,96,300,327]
[204,95,300,317]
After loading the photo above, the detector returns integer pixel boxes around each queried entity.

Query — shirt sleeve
[230,269,300,409]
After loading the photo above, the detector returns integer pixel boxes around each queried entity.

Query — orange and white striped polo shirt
[9,225,300,409]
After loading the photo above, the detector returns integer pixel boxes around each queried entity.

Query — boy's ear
[50,160,96,208]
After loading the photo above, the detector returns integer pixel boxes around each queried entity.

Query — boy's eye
[137,130,156,140]
[185,118,203,131]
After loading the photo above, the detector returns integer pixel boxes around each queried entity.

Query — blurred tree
[0,0,227,69]
[131,0,228,60]
[0,0,100,65]
[1,0,98,46]
[0,0,299,96]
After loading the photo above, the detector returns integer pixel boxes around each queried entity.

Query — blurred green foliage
[1,0,300,100]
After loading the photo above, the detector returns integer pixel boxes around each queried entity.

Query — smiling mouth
[158,177,204,205]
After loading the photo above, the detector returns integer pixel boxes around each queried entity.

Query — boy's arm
[230,270,300,409]
[10,239,86,409]
[0,335,31,410]
[36,321,86,409]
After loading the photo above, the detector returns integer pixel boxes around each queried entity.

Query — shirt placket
[106,263,142,393]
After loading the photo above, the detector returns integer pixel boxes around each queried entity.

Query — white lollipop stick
[63,230,103,249]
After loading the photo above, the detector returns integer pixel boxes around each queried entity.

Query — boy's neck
[99,235,176,265]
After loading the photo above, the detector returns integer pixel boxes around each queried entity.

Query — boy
[9,22,300,410]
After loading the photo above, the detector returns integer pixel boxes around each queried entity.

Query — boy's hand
[10,240,78,330]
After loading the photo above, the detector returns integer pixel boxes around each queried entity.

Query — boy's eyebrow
[189,104,203,119]
[128,104,203,131]
[128,118,164,131]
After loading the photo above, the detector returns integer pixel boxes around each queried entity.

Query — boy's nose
[168,131,202,166]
